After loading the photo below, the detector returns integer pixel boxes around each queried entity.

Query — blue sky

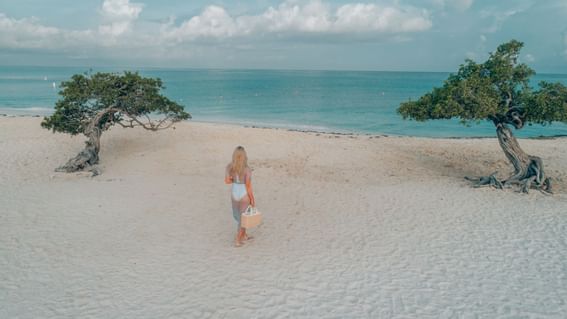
[1,0,566,72]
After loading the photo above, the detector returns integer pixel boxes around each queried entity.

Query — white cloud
[334,4,431,33]
[163,0,432,42]
[99,0,143,37]
[0,13,94,50]
[101,0,143,20]
[0,1,145,51]
[259,0,332,33]
[166,6,239,40]
[0,0,431,60]
[0,13,60,48]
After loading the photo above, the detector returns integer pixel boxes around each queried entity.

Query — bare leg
[232,196,250,246]
[238,198,252,241]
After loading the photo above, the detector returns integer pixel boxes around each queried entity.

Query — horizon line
[2,64,567,76]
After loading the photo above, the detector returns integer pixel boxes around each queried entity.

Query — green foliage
[42,71,190,135]
[525,81,567,125]
[398,40,567,127]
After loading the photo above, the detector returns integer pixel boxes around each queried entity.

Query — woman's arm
[245,169,255,206]
[224,166,233,184]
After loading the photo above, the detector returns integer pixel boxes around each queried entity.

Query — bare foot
[235,233,244,247]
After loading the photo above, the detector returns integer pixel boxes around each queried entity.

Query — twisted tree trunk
[56,109,110,173]
[466,123,552,193]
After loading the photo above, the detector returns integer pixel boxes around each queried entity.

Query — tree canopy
[42,71,190,134]
[398,40,567,127]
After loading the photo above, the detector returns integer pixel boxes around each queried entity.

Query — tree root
[55,140,101,177]
[55,146,99,173]
[465,124,554,195]
[465,171,552,194]
[465,172,503,189]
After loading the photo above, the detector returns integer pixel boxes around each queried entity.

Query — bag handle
[245,205,256,215]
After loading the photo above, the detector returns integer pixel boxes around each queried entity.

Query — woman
[225,146,255,247]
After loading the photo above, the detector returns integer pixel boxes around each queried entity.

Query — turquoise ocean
[1,65,566,138]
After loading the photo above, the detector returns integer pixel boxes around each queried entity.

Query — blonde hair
[228,146,248,178]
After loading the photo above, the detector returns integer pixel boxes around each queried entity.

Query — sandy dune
[1,117,566,318]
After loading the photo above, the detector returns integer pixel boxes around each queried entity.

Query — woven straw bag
[241,205,262,228]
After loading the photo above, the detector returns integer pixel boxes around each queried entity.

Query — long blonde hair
[228,146,248,178]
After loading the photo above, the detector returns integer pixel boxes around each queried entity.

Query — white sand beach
[1,117,567,318]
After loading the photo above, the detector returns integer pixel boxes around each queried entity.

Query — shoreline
[3,111,567,140]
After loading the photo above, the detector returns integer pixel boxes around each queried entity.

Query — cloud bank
[163,1,431,42]
[0,13,57,49]
[0,13,93,50]
[1,0,565,72]
[0,0,432,51]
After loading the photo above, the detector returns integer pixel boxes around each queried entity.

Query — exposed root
[465,172,503,189]
[465,170,553,194]
[55,144,99,173]
[543,177,553,194]
[466,123,554,195]
[519,176,536,193]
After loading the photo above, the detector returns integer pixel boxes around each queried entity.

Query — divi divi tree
[42,71,191,174]
[398,40,567,193]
